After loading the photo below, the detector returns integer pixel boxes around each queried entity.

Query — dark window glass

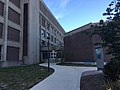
[42,17,46,28]
[51,35,53,42]
[0,23,3,38]
[57,52,62,58]
[39,1,41,10]
[8,26,20,42]
[41,29,46,38]
[41,40,46,46]
[9,0,20,8]
[7,46,19,61]
[43,51,48,59]
[23,4,28,56]
[8,7,20,25]
[47,23,50,30]
[0,1,4,16]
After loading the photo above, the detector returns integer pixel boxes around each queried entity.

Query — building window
[54,38,57,43]
[54,29,57,36]
[47,23,50,30]
[8,7,20,25]
[42,17,46,28]
[56,39,58,44]
[9,0,20,8]
[50,52,56,59]
[57,51,62,58]
[0,1,4,16]
[41,40,46,46]
[0,23,3,38]
[52,27,54,34]
[41,29,46,38]
[42,51,48,59]
[57,31,59,36]
[8,26,20,42]
[7,46,19,61]
[46,32,50,38]
[51,35,53,42]
[39,1,41,10]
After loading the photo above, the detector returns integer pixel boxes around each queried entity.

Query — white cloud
[55,14,64,20]
[60,0,70,8]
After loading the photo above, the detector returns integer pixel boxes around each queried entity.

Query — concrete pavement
[30,63,97,90]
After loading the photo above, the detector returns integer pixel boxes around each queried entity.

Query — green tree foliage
[93,0,120,60]
[93,0,120,81]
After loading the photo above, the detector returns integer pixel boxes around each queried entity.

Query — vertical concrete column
[28,0,40,64]
[19,0,23,64]
[2,0,9,61]
[39,14,42,63]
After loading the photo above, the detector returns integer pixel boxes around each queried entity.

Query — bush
[104,80,120,90]
[60,58,64,64]
[103,59,120,81]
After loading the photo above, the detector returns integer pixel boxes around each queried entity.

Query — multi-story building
[0,0,65,67]
[64,23,111,63]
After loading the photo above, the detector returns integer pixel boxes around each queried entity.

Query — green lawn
[0,64,54,90]
[57,62,96,67]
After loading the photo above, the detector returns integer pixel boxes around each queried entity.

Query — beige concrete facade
[0,0,23,67]
[0,0,65,67]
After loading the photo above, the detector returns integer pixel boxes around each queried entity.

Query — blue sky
[43,0,111,32]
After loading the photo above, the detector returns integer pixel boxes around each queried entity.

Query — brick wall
[64,29,95,62]
[64,25,112,62]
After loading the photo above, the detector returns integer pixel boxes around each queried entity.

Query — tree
[92,0,120,81]
[93,0,120,60]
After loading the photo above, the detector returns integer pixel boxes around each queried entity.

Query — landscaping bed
[80,73,105,90]
[57,62,96,67]
[0,64,54,90]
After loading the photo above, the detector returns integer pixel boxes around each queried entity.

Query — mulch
[80,73,105,90]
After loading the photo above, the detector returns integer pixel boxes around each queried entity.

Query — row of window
[42,51,62,59]
[41,28,63,41]
[41,29,62,44]
[41,39,62,47]
[0,1,21,25]
[39,0,64,34]
[41,16,63,39]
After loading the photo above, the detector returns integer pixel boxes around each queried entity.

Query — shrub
[60,58,64,64]
[104,80,120,90]
[103,59,120,81]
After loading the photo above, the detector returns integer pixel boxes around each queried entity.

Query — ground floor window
[57,51,62,58]
[42,51,48,59]
[50,52,56,59]
[42,50,62,59]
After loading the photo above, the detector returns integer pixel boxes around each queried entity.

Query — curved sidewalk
[30,63,96,90]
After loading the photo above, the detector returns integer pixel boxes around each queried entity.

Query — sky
[43,0,111,32]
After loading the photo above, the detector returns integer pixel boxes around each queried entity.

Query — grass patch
[0,64,54,90]
[57,62,96,67]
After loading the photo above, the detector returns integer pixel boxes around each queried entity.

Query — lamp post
[47,36,50,72]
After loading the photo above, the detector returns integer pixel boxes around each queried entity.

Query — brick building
[0,0,65,67]
[64,23,111,62]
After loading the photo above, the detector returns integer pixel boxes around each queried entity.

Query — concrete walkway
[30,63,97,90]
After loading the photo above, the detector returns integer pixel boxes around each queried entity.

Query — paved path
[30,63,96,90]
